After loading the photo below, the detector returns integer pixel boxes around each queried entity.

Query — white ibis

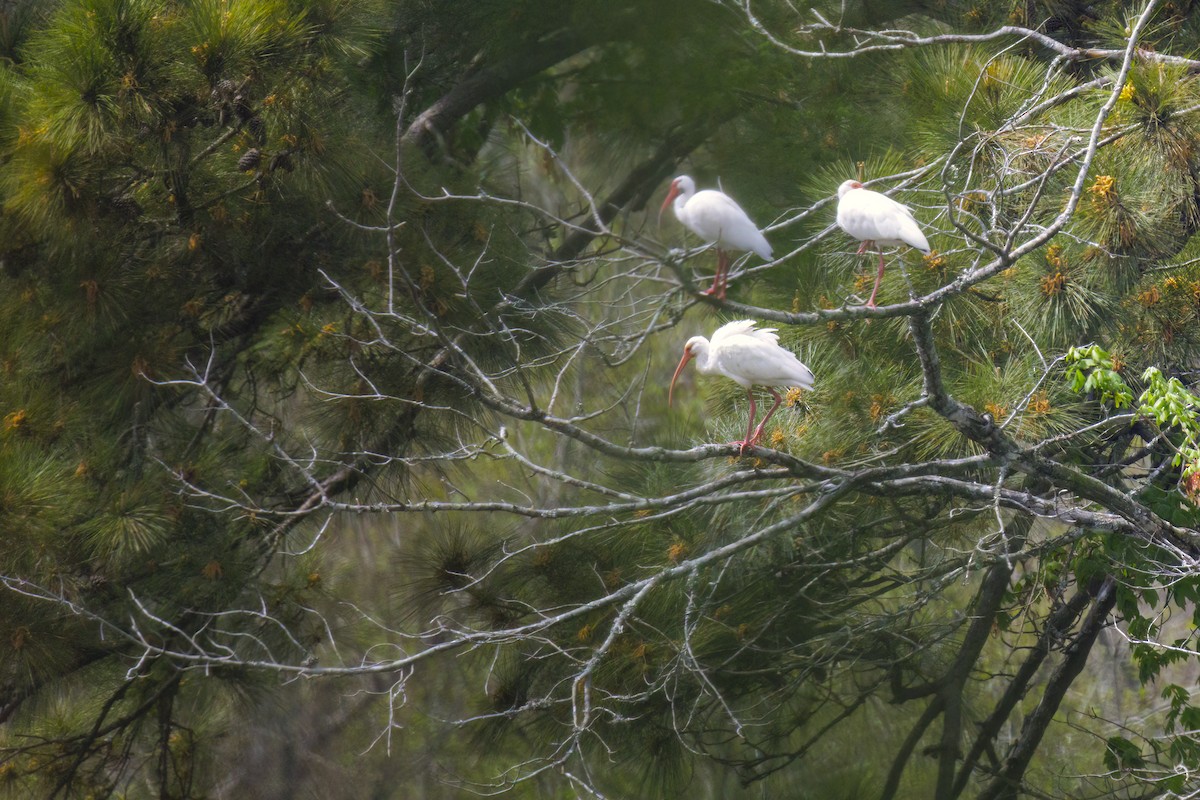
[660,175,773,300]
[836,180,931,308]
[669,319,814,453]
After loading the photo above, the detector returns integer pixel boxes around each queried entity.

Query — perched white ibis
[660,175,773,300]
[669,319,814,453]
[836,180,931,308]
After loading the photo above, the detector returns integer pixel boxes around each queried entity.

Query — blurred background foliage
[1,0,1200,797]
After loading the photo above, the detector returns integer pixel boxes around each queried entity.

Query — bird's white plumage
[669,176,772,259]
[836,180,930,252]
[688,320,814,390]
[669,319,814,451]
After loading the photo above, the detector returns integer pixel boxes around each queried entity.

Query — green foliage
[1064,344,1133,408]
[8,0,1200,797]
[1139,367,1200,472]
[1104,735,1146,771]
[1065,345,1200,482]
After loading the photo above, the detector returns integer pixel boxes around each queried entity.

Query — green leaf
[1104,736,1146,771]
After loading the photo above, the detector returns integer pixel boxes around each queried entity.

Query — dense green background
[3,0,1200,797]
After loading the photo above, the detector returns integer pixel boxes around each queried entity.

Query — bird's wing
[686,191,773,258]
[781,358,816,391]
[698,189,754,221]
[871,194,930,252]
[844,190,930,252]
[710,319,760,346]
[714,335,815,390]
[711,320,781,347]
[747,326,780,345]
[894,215,930,252]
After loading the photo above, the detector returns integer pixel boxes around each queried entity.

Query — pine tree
[7,0,1200,798]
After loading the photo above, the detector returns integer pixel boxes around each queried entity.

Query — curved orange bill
[658,183,681,229]
[668,349,693,407]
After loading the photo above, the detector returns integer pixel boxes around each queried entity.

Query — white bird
[669,319,814,453]
[836,180,931,309]
[660,175,773,300]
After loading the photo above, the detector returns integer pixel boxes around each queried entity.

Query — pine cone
[111,196,143,219]
[234,94,252,121]
[238,148,261,172]
[270,152,294,173]
[247,115,266,144]
[210,80,236,110]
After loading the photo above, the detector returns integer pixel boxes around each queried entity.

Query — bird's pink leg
[749,389,784,447]
[704,249,729,299]
[856,241,870,256]
[867,251,886,309]
[717,249,729,299]
[735,389,757,454]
